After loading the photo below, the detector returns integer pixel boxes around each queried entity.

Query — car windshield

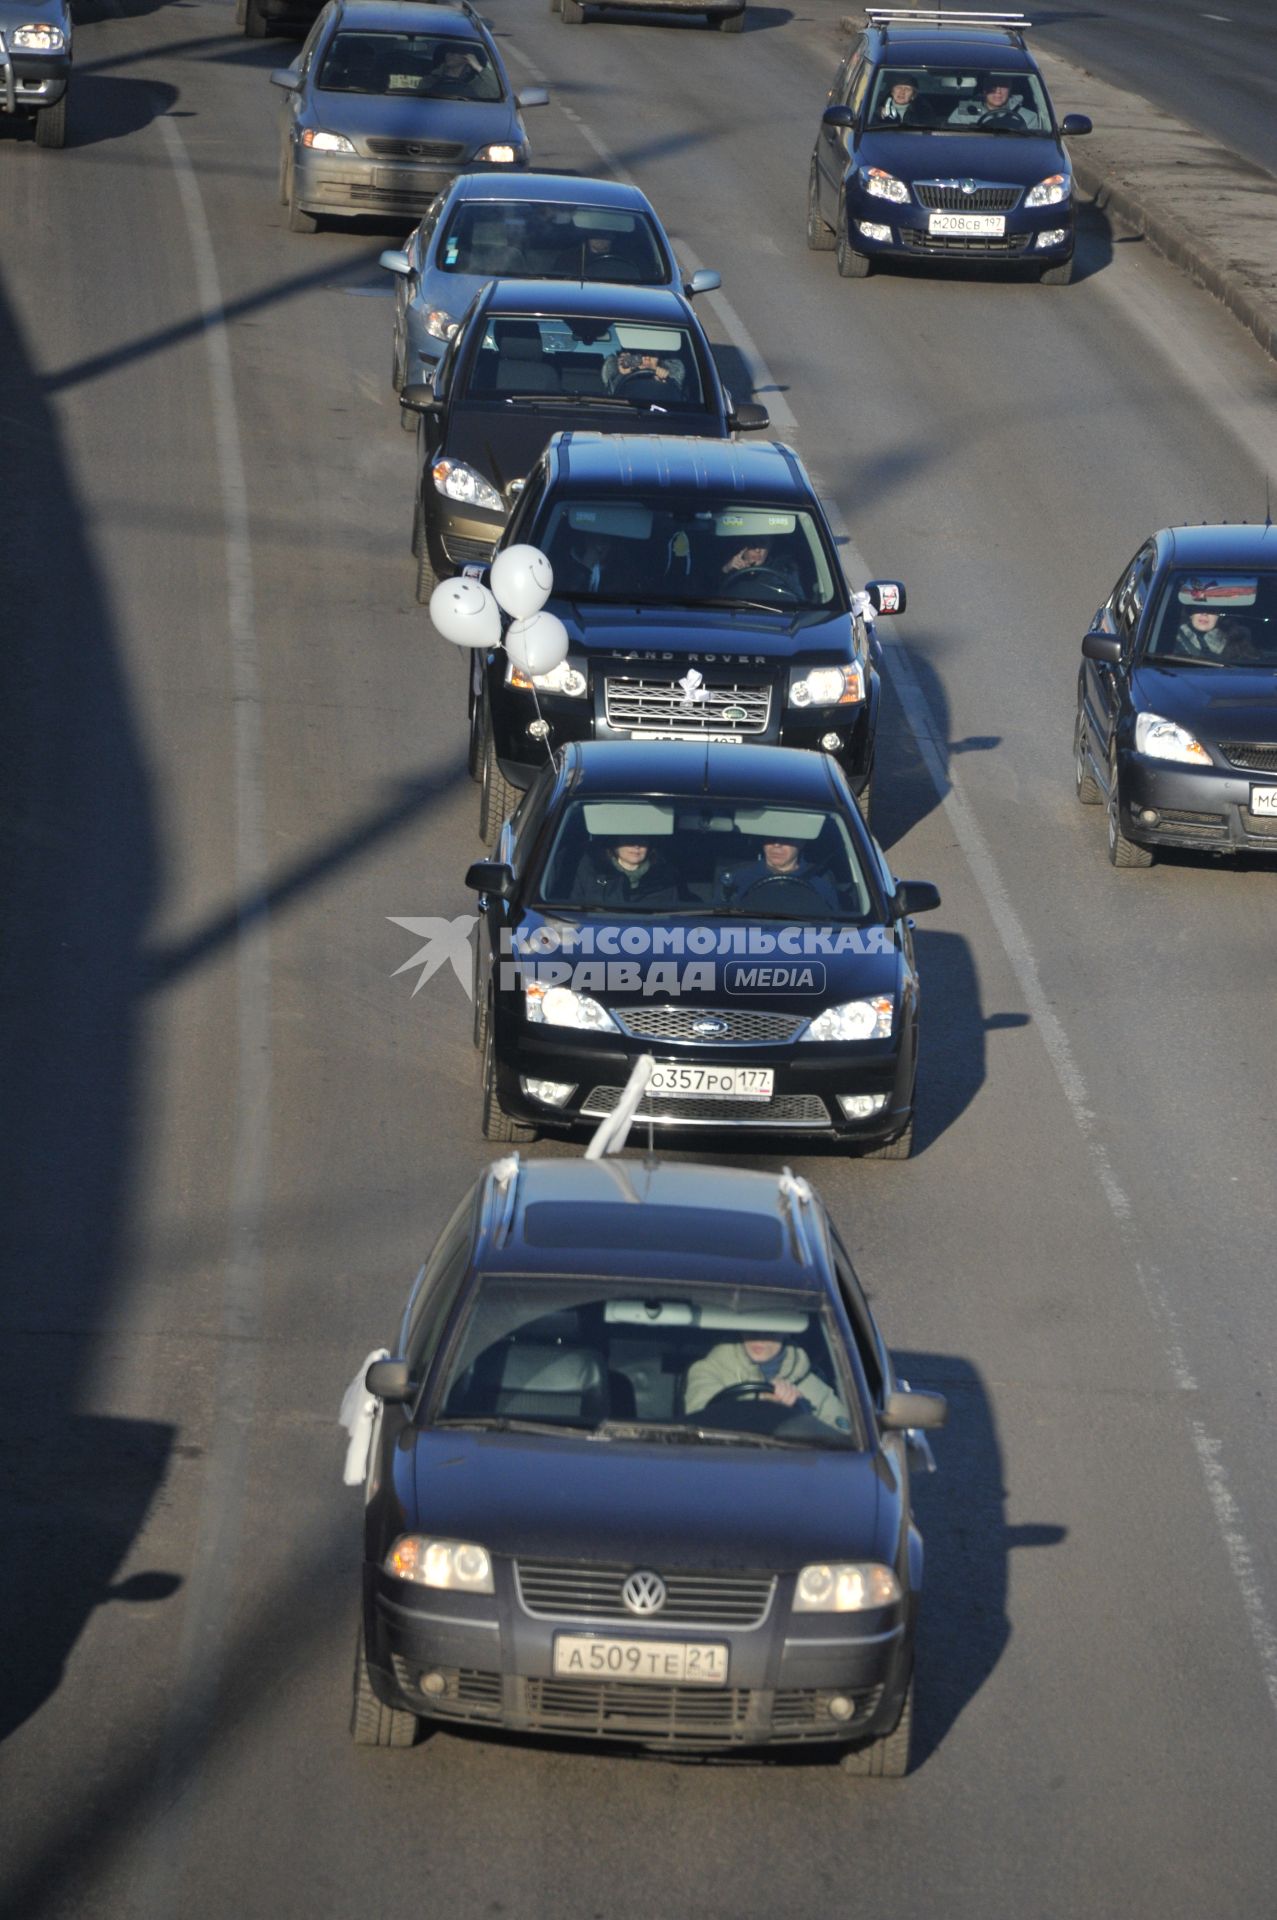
[437,204,669,284]
[1145,568,1277,668]
[536,796,876,919]
[867,63,1051,133]
[461,316,708,409]
[535,496,842,611]
[431,1271,858,1448]
[317,32,504,101]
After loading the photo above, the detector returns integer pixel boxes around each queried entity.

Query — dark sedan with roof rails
[405,280,766,597]
[808,12,1090,283]
[271,3,547,233]
[466,741,939,1158]
[353,1154,946,1770]
[1074,524,1277,867]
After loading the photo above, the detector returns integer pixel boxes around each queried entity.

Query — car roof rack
[864,10,1030,36]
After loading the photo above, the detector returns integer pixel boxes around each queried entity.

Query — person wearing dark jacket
[570,839,681,909]
[720,837,840,911]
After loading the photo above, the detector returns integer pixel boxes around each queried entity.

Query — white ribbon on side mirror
[850,589,877,629]
[339,1347,389,1486]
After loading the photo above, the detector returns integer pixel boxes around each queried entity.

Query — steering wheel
[733,873,831,913]
[721,565,795,598]
[700,1380,802,1435]
[705,1381,779,1408]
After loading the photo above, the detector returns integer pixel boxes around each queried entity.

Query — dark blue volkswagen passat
[271,2,547,234]
[466,742,939,1158]
[808,12,1090,283]
[353,1154,946,1771]
[1074,525,1277,867]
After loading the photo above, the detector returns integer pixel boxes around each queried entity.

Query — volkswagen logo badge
[692,1015,729,1038]
[621,1570,667,1615]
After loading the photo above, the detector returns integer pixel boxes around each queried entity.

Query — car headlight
[384,1536,494,1593]
[1134,712,1212,766]
[862,167,910,205]
[1026,173,1069,208]
[525,983,615,1031]
[423,307,459,343]
[476,142,521,164]
[431,458,504,513]
[795,1563,901,1612]
[507,658,587,697]
[301,129,355,154]
[789,662,865,708]
[12,22,66,48]
[801,996,894,1043]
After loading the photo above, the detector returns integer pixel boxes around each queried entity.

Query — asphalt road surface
[2,3,1276,1918]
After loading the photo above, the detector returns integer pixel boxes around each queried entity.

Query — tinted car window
[462,316,707,408]
[318,32,504,102]
[438,204,669,285]
[1147,569,1277,668]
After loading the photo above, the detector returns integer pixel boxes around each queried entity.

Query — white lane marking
[134,115,272,1917]
[512,46,1277,1724]
[1201,14,1232,21]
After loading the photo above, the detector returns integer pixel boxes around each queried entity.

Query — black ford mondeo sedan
[353,1155,946,1771]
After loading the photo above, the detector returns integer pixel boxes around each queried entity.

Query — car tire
[806,163,835,252]
[468,681,486,782]
[715,8,745,29]
[1040,254,1074,286]
[416,545,438,606]
[854,774,873,826]
[840,1674,913,1777]
[859,1118,913,1162]
[287,182,318,234]
[350,1624,420,1748]
[1073,709,1101,805]
[243,0,270,38]
[482,1024,534,1143]
[561,0,585,19]
[278,144,290,207]
[411,489,424,560]
[836,218,872,280]
[1107,750,1154,868]
[472,958,489,1050]
[479,707,518,847]
[33,93,67,150]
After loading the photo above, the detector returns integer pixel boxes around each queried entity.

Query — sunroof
[522,1202,783,1263]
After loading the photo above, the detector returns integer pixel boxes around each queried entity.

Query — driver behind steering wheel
[713,536,803,602]
[684,1332,850,1432]
[718,835,841,911]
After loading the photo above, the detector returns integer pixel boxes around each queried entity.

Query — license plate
[1251,786,1277,816]
[553,1635,728,1685]
[631,731,743,744]
[647,1064,774,1100]
[928,212,1006,237]
[374,169,447,193]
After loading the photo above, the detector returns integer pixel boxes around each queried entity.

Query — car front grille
[442,534,498,566]
[915,182,1021,211]
[612,1004,807,1045]
[901,229,1030,255]
[1240,808,1277,839]
[771,1684,885,1734]
[515,1562,775,1628]
[366,138,466,161]
[1219,741,1277,773]
[604,676,771,735]
[581,1086,830,1128]
[390,1658,504,1720]
[526,1678,752,1740]
[1157,809,1228,835]
[348,184,451,211]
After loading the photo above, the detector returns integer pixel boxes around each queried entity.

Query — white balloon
[429,576,502,649]
[490,544,554,619]
[506,611,569,679]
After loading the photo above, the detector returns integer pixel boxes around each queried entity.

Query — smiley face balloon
[428,576,503,648]
[489,544,554,620]
[505,610,569,680]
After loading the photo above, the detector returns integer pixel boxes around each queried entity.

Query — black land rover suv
[470,433,904,843]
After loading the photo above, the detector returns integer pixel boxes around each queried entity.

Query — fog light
[819,732,843,752]
[828,1694,855,1722]
[421,1671,447,1697]
[858,221,892,243]
[1036,228,1067,249]
[520,1076,576,1107]
[837,1093,889,1120]
[528,718,550,740]
[1139,808,1158,825]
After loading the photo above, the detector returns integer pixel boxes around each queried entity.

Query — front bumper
[0,47,70,113]
[365,1564,911,1751]
[1118,751,1277,854]
[423,494,506,577]
[295,149,525,223]
[845,186,1073,266]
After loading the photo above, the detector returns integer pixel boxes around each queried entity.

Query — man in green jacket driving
[685,1334,851,1432]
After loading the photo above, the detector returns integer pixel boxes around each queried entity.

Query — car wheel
[468,680,486,782]
[410,489,423,560]
[1073,709,1101,805]
[1040,254,1074,286]
[350,1624,420,1748]
[278,144,290,208]
[715,8,745,28]
[479,707,518,847]
[806,162,835,252]
[1107,750,1154,868]
[482,1024,534,1144]
[854,773,873,826]
[859,1118,912,1162]
[840,1674,912,1777]
[33,93,67,149]
[287,181,318,234]
[243,0,270,38]
[561,0,585,19]
[472,958,489,1050]
[836,217,871,280]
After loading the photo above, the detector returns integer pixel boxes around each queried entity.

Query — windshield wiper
[591,1418,806,1450]
[434,1415,593,1437]
[683,595,797,616]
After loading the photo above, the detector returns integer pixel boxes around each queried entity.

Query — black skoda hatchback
[352,1154,947,1770]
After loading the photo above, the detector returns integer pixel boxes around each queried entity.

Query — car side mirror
[865,579,906,616]
[684,268,722,298]
[822,103,856,130]
[379,248,411,276]
[1082,629,1122,666]
[270,68,300,91]
[729,401,770,432]
[400,381,441,412]
[892,880,940,917]
[1060,113,1092,137]
[881,1388,947,1433]
[365,1358,413,1403]
[465,861,515,898]
[516,86,549,108]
